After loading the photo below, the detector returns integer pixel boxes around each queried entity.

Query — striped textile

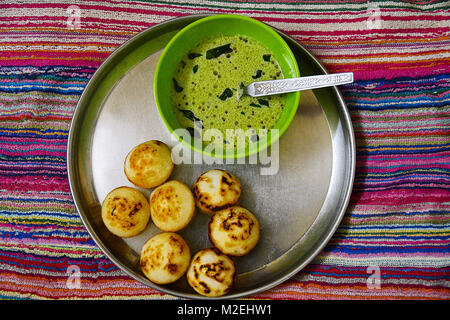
[0,0,449,300]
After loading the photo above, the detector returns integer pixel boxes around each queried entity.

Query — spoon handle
[247,72,354,97]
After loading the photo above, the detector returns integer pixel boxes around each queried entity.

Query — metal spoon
[237,72,354,100]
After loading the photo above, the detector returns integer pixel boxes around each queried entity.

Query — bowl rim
[154,13,301,159]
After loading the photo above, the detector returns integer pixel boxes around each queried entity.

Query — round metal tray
[67,14,355,299]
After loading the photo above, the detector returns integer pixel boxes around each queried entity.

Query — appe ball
[150,180,195,232]
[124,140,174,189]
[208,206,260,256]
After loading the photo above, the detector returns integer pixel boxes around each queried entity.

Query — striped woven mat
[0,1,449,300]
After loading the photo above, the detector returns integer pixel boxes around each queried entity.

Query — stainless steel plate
[67,15,355,299]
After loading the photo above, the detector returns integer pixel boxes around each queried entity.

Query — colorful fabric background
[0,0,449,299]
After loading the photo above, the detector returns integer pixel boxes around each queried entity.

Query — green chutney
[171,35,285,149]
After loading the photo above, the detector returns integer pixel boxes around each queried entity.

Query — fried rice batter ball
[101,186,151,238]
[124,140,174,188]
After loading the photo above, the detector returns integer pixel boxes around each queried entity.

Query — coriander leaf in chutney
[263,54,271,62]
[250,102,262,108]
[178,109,202,126]
[257,99,269,107]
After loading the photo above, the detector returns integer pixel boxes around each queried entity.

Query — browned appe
[208,206,260,256]
[186,247,236,297]
[101,186,151,238]
[140,232,191,285]
[124,140,174,189]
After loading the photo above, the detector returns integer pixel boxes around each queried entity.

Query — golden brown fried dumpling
[192,169,241,214]
[186,248,235,297]
[150,180,195,232]
[140,232,191,285]
[208,206,260,256]
[101,186,151,238]
[124,140,174,188]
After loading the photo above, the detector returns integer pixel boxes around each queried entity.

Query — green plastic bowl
[154,14,300,159]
